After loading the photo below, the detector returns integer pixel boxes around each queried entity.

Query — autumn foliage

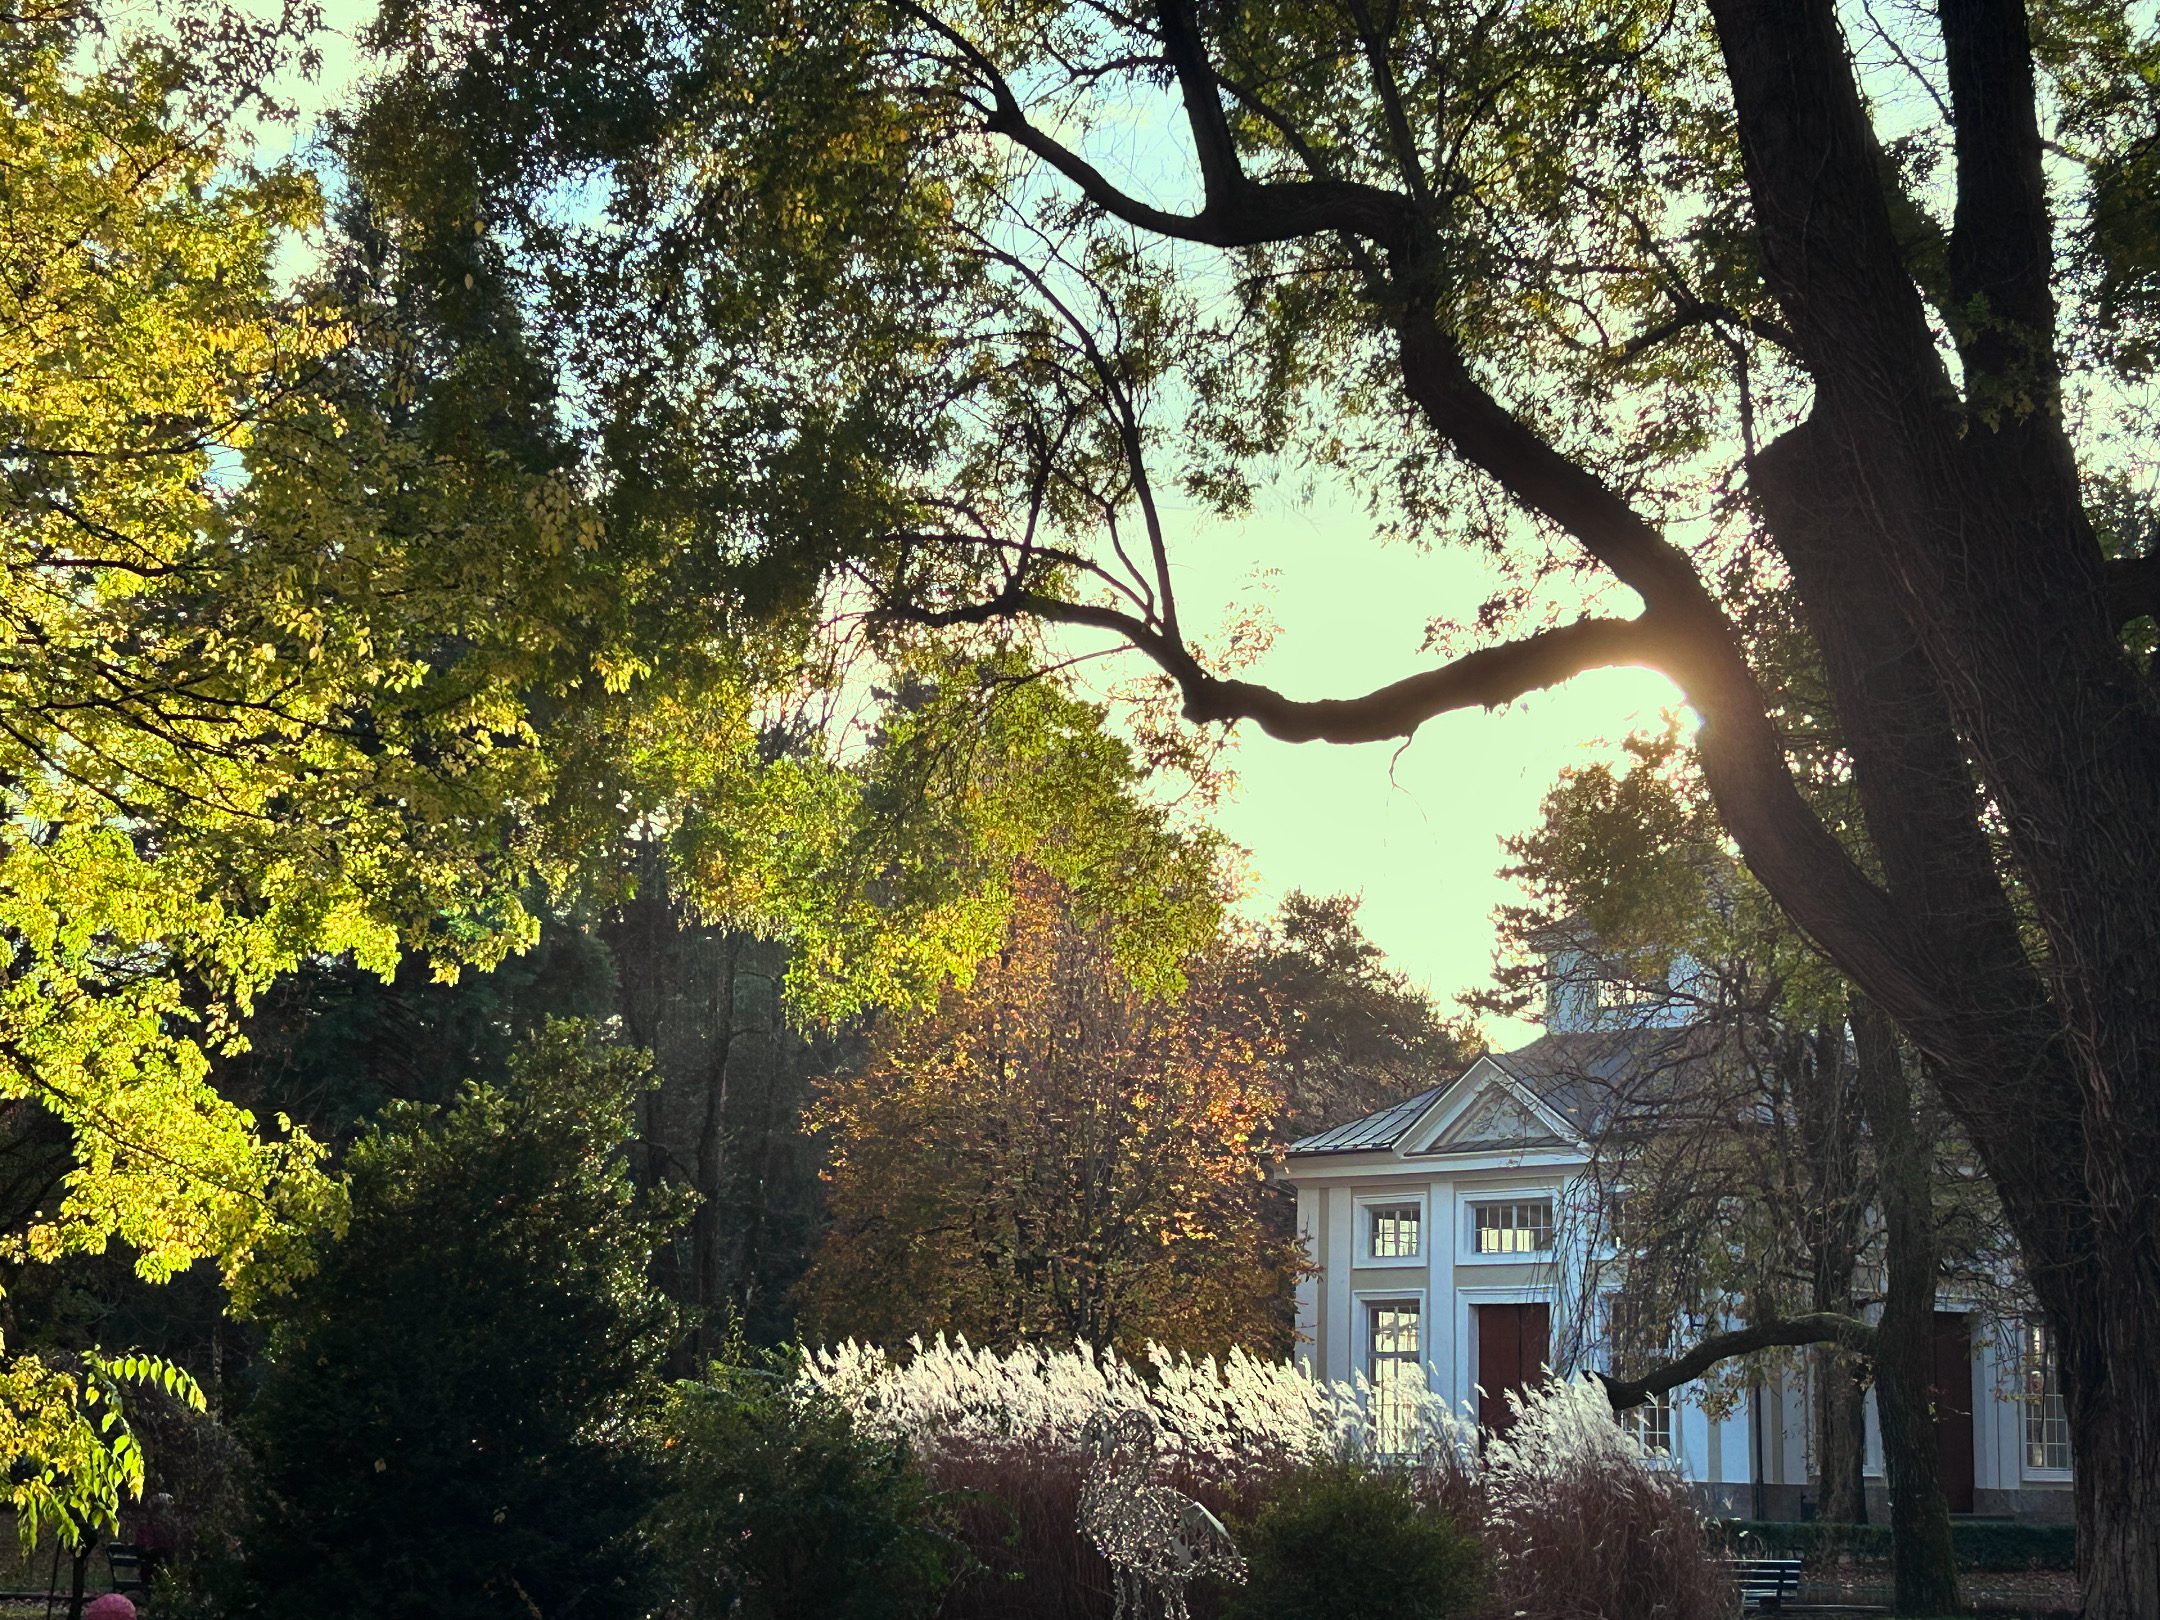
[798,871,1299,1357]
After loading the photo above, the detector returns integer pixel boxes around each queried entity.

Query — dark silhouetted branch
[1597,1312,1877,1412]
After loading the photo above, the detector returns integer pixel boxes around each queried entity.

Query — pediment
[1403,1060,1575,1156]
[1435,1087,1564,1150]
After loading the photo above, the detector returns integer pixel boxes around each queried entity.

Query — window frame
[1624,1389,1675,1461]
[1354,1189,1429,1265]
[1462,1192,1559,1261]
[2020,1321,2072,1479]
[1354,1289,1428,1456]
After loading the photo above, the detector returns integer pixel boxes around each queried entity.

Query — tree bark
[1798,1024,1869,1524]
[1813,1348,1869,1526]
[1851,998,1960,1619]
[2074,1342,2160,1620]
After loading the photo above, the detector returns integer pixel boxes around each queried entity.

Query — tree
[352,1,2160,1609]
[797,869,1299,1356]
[1493,735,1979,1613]
[1238,892,1480,1139]
[4,0,1225,1541]
[240,1023,679,1620]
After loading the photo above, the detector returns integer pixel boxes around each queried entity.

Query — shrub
[924,1435,1113,1620]
[801,1336,1474,1620]
[647,1349,957,1620]
[1483,1378,1736,1620]
[241,1025,680,1620]
[1950,1519,2076,1570]
[1716,1518,2077,1571]
[1227,1461,1484,1620]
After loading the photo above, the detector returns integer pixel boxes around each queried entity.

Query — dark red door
[1930,1312,1976,1514]
[1477,1302,1551,1433]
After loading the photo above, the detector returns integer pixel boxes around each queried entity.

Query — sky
[1120,496,1682,1048]
[274,0,1685,1049]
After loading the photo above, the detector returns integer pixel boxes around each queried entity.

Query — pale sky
[276,0,1683,1049]
[1109,495,1681,1049]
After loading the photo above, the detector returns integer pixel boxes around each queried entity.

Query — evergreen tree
[240,1024,678,1620]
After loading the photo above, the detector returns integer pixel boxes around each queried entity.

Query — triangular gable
[1401,1056,1582,1156]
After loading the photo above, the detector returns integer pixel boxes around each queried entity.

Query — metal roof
[1284,1083,1450,1156]
[1484,1027,1706,1137]
[1284,1024,1714,1159]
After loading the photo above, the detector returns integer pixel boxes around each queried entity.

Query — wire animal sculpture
[1076,1408,1245,1620]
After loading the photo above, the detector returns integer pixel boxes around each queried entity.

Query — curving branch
[1613,298,1801,364]
[1168,617,1664,742]
[1389,315,1942,1019]
[881,579,1661,742]
[1596,1312,1878,1412]
[892,0,1412,251]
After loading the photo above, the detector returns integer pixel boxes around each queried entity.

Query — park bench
[1730,1555,1803,1613]
[105,1541,149,1594]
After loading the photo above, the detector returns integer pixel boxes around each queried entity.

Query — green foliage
[648,1344,957,1620]
[1717,1519,2077,1572]
[1227,1462,1485,1620]
[1487,722,1841,1028]
[0,1349,203,1552]
[2,0,1220,1543]
[0,0,348,1322]
[671,651,1228,1023]
[239,1023,680,1620]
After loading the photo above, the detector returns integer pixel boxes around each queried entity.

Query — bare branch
[1613,298,1801,364]
[892,0,1413,250]
[1597,1311,1877,1411]
[887,580,1661,743]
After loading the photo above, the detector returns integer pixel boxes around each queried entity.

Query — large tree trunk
[2073,1344,2160,1620]
[1851,1000,1959,1618]
[1813,1348,1868,1526]
[1716,6,2160,1596]
[1871,1305,1960,1619]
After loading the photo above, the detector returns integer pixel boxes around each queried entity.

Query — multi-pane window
[1369,1203,1421,1260]
[1473,1198,1556,1254]
[1368,1300,1423,1453]
[1625,1391,1673,1457]
[2023,1323,2071,1473]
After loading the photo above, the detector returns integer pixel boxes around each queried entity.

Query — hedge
[1715,1519,2076,1571]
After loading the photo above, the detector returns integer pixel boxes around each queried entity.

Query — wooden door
[1477,1302,1550,1433]
[1929,1312,1976,1514]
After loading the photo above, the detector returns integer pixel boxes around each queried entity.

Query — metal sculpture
[1076,1407,1246,1620]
